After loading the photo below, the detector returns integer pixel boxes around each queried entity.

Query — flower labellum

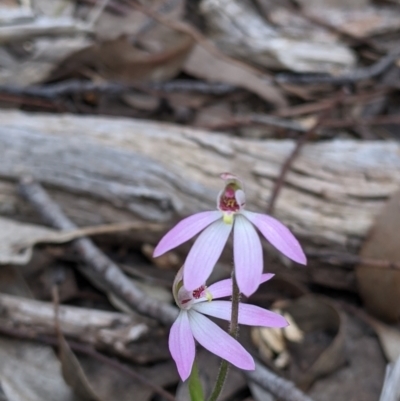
[169,269,288,381]
[154,173,306,296]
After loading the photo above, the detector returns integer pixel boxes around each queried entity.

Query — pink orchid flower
[154,173,306,296]
[169,269,288,381]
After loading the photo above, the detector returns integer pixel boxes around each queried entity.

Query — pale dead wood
[0,16,91,44]
[1,110,400,254]
[0,293,151,362]
[379,357,400,401]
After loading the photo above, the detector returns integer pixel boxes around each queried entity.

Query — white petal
[184,219,232,291]
[234,214,263,296]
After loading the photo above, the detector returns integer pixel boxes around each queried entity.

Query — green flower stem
[189,362,205,401]
[207,271,240,401]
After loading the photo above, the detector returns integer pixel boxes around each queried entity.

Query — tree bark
[1,110,400,289]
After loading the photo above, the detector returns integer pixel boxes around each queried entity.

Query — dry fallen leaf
[367,317,400,363]
[0,217,163,265]
[59,335,104,401]
[52,33,194,84]
[284,295,346,390]
[251,295,345,389]
[356,190,400,322]
[0,217,58,265]
[253,295,346,390]
[184,44,287,108]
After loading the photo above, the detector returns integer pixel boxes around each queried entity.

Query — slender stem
[207,271,240,401]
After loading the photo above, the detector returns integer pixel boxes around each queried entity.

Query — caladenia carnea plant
[154,172,306,296]
[169,268,289,401]
[153,173,307,401]
[169,268,288,381]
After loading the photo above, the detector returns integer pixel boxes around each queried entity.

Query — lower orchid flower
[169,269,288,381]
[154,173,306,296]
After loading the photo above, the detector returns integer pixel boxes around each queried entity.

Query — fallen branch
[18,178,178,326]
[245,361,314,401]
[0,293,153,362]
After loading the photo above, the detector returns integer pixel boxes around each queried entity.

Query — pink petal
[241,211,307,265]
[153,211,222,257]
[169,311,196,381]
[234,215,263,297]
[208,273,275,299]
[188,310,254,370]
[193,301,288,328]
[183,220,232,291]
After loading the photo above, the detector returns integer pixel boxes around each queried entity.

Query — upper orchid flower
[169,269,288,381]
[154,173,306,296]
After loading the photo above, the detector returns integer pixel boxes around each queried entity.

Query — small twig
[200,114,307,133]
[275,87,390,118]
[244,361,314,401]
[202,111,400,134]
[0,80,237,99]
[321,114,400,129]
[0,325,176,401]
[276,47,400,85]
[149,80,237,95]
[18,177,178,326]
[266,117,321,214]
[267,93,345,214]
[0,92,63,110]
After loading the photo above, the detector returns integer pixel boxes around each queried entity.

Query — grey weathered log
[0,293,151,362]
[1,110,400,254]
